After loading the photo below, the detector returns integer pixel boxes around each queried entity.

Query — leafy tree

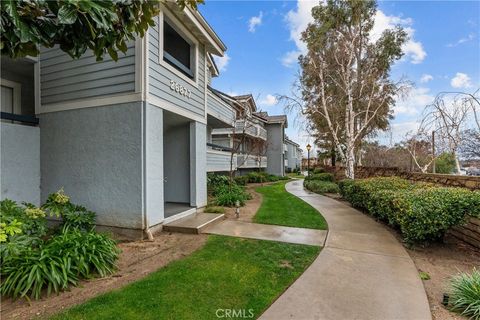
[435,152,456,174]
[281,0,407,179]
[1,0,203,61]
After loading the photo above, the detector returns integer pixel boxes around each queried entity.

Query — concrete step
[163,212,225,234]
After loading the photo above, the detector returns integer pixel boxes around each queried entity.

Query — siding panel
[40,42,136,105]
[148,15,206,119]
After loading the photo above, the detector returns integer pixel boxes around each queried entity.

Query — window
[0,79,21,115]
[163,20,194,79]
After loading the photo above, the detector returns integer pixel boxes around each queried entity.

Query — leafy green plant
[215,184,251,207]
[419,271,430,280]
[313,168,325,174]
[234,176,249,186]
[304,180,340,194]
[449,269,480,319]
[305,173,334,182]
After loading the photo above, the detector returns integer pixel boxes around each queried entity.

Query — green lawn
[51,236,320,320]
[254,181,328,230]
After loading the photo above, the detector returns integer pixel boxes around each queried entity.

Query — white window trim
[158,8,199,88]
[0,78,22,115]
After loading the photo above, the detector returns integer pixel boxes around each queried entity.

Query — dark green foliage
[1,0,203,61]
[245,172,289,183]
[449,269,480,319]
[340,177,480,244]
[234,175,249,186]
[435,152,456,174]
[313,168,325,174]
[207,173,230,193]
[214,184,252,207]
[304,180,340,194]
[0,191,119,300]
[305,173,334,182]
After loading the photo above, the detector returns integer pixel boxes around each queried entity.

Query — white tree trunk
[345,144,355,179]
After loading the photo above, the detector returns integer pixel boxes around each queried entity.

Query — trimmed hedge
[305,173,334,182]
[304,180,340,194]
[339,177,480,245]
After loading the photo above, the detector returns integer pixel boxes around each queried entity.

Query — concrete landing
[203,220,327,246]
[260,180,432,320]
[163,212,225,234]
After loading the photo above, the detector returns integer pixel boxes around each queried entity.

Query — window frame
[0,78,22,115]
[158,10,199,87]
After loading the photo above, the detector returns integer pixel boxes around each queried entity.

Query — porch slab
[163,213,225,234]
[202,220,327,246]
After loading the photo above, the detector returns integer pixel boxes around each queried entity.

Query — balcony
[212,119,267,141]
[237,154,267,168]
[206,143,236,172]
[207,91,236,128]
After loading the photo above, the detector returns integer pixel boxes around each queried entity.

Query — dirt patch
[407,237,480,320]
[223,183,268,222]
[1,232,207,320]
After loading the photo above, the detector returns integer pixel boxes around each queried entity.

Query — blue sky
[200,1,480,153]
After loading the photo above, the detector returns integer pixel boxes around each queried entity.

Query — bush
[449,268,480,319]
[305,173,334,182]
[340,177,480,244]
[207,173,230,193]
[304,180,340,194]
[215,184,251,207]
[0,190,119,300]
[203,206,225,214]
[234,176,249,186]
[313,168,325,174]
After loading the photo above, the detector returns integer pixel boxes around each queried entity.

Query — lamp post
[306,144,311,177]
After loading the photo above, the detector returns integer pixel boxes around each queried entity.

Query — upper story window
[163,19,195,79]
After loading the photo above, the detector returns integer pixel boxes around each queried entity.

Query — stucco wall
[1,123,40,205]
[40,102,143,229]
[145,103,164,226]
[266,123,285,176]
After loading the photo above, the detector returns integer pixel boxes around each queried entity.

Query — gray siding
[40,43,136,105]
[1,123,40,205]
[207,91,235,126]
[40,102,143,229]
[266,123,285,176]
[148,15,206,118]
[207,150,235,172]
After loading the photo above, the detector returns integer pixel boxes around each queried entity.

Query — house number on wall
[170,80,191,99]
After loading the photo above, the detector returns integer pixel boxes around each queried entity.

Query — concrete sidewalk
[260,180,431,320]
[203,220,327,246]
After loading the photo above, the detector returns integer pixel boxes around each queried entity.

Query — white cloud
[393,87,434,116]
[213,53,230,72]
[260,94,278,106]
[451,72,473,88]
[283,2,426,67]
[372,11,426,64]
[281,50,301,67]
[388,121,420,142]
[420,74,433,83]
[248,11,263,33]
[447,33,475,47]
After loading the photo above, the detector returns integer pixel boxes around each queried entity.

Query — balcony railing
[212,119,267,141]
[237,154,267,168]
[1,112,39,125]
[207,143,236,172]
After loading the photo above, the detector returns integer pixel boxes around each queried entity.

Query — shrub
[246,172,267,183]
[234,176,249,186]
[449,269,480,319]
[304,180,340,194]
[305,173,334,182]
[313,168,325,174]
[215,184,251,207]
[340,177,480,244]
[207,173,230,193]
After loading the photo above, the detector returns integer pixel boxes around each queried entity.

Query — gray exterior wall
[266,123,285,176]
[285,142,300,170]
[1,123,40,205]
[40,43,136,105]
[190,121,207,207]
[207,92,235,126]
[148,15,206,119]
[145,103,164,226]
[40,102,143,229]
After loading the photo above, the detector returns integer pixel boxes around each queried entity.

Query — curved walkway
[260,180,431,320]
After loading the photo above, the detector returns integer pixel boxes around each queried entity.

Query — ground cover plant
[0,190,119,300]
[255,181,327,229]
[50,235,320,320]
[339,177,480,244]
[449,268,480,319]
